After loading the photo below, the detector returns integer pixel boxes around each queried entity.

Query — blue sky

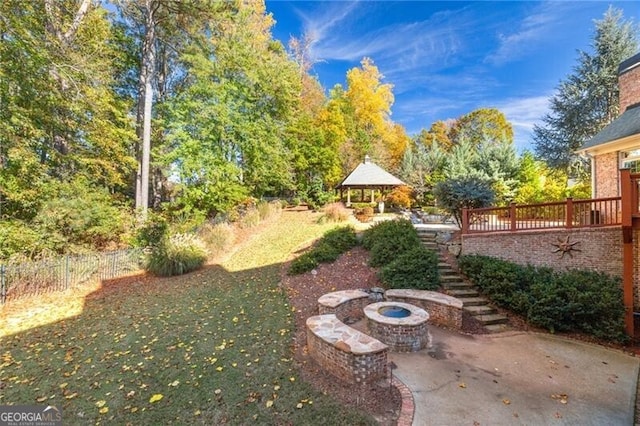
[265,1,640,152]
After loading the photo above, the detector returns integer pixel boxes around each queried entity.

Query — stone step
[439,268,459,276]
[463,305,497,316]
[459,297,490,307]
[475,313,509,326]
[440,275,466,283]
[443,281,474,290]
[447,288,480,298]
[485,323,511,333]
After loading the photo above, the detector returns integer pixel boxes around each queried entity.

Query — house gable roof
[579,104,640,152]
[337,156,405,188]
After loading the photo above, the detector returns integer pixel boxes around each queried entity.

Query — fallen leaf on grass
[265,400,273,408]
[149,394,163,403]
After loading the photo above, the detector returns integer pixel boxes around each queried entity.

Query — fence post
[565,197,573,229]
[510,203,516,232]
[65,255,70,290]
[1,264,5,304]
[461,208,469,234]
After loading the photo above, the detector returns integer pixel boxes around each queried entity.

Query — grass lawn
[0,210,376,425]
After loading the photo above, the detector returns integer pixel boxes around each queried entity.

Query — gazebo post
[360,188,364,202]
[346,189,351,207]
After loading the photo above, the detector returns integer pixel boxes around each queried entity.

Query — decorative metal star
[551,236,581,259]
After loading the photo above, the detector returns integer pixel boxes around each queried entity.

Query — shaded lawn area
[0,211,376,425]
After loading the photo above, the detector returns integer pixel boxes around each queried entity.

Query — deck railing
[462,197,622,234]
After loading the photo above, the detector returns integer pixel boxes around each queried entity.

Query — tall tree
[416,121,453,151]
[0,0,135,220]
[162,1,301,217]
[533,7,638,173]
[449,108,514,147]
[343,57,400,170]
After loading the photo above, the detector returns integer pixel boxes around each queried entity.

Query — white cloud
[485,2,573,66]
[301,4,477,70]
[494,95,552,152]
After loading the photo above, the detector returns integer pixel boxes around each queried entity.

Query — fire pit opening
[364,301,430,352]
[378,305,411,318]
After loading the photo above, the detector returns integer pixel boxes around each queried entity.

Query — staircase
[417,228,509,333]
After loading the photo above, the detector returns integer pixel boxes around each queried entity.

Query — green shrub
[136,212,168,248]
[312,243,343,263]
[362,219,416,250]
[380,246,439,290]
[35,179,130,251]
[288,252,318,275]
[321,227,358,252]
[362,219,421,267]
[458,255,627,342]
[288,227,357,275]
[433,177,495,226]
[146,233,207,277]
[0,220,49,259]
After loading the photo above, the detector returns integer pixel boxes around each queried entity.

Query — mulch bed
[281,246,400,424]
[280,245,497,425]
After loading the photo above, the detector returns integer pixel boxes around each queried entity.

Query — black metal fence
[0,249,144,304]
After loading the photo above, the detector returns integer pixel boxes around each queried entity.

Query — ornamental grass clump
[146,233,208,277]
[322,202,350,222]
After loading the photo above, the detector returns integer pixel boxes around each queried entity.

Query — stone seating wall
[306,314,388,384]
[385,289,463,330]
[317,289,370,323]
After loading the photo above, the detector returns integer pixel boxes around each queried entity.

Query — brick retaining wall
[461,227,622,277]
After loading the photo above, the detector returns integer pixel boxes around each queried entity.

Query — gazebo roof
[337,155,405,188]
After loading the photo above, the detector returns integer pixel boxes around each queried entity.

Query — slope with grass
[0,210,376,425]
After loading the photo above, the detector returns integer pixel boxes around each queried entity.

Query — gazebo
[336,155,406,206]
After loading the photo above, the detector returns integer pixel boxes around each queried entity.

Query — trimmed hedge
[361,219,439,290]
[458,255,627,342]
[288,226,358,275]
[379,246,439,290]
[362,219,421,267]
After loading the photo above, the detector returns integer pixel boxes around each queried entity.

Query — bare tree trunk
[135,0,157,217]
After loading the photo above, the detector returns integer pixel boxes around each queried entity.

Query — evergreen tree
[533,7,638,174]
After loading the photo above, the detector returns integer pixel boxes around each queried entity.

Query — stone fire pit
[364,301,430,352]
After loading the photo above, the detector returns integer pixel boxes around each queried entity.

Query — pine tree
[533,7,638,174]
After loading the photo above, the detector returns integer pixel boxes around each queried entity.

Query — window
[621,149,640,172]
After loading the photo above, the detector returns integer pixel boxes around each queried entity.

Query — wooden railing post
[510,202,516,232]
[620,168,635,337]
[565,197,573,228]
[461,208,469,234]
[621,169,632,227]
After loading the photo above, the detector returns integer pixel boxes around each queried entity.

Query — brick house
[461,52,640,337]
[577,52,640,197]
